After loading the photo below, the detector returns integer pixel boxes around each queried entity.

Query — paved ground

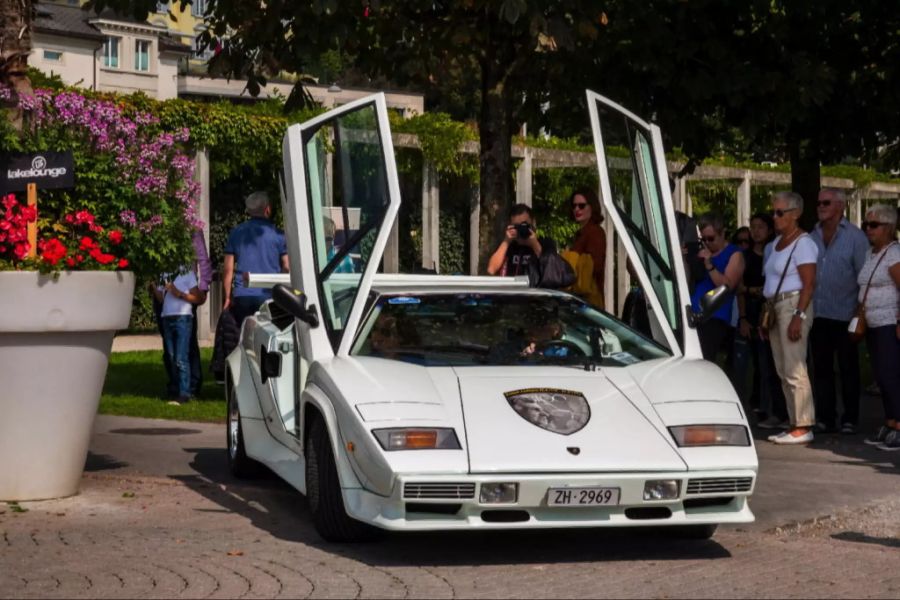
[2,414,898,598]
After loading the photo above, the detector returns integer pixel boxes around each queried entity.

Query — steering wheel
[533,339,587,358]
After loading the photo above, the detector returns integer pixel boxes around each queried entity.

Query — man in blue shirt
[223,191,289,324]
[809,188,869,434]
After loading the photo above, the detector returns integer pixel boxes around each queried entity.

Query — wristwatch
[792,309,807,320]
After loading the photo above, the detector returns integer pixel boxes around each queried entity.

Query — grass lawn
[101,349,226,423]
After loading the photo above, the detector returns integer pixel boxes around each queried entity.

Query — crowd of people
[487,188,899,450]
[154,185,897,452]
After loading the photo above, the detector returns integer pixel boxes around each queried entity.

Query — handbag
[849,242,896,342]
[760,234,803,331]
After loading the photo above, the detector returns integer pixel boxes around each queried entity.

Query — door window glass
[595,102,681,344]
[303,104,389,349]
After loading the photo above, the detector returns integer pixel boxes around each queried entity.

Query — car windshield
[353,293,670,367]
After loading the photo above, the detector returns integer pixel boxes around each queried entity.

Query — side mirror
[272,284,319,328]
[691,285,731,326]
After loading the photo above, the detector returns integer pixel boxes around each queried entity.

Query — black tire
[226,375,263,479]
[670,524,718,540]
[305,417,380,542]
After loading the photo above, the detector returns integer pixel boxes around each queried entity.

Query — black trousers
[698,318,733,362]
[866,325,900,422]
[810,317,860,427]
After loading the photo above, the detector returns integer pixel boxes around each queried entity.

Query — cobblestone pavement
[3,413,899,599]
[2,470,898,599]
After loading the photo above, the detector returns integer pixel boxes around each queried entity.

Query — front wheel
[305,417,380,542]
[226,375,263,478]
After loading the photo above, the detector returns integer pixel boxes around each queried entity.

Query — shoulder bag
[849,242,896,342]
[759,235,803,331]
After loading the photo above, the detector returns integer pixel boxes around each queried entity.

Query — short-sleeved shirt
[160,270,198,317]
[224,218,288,299]
[857,242,900,328]
[501,237,548,277]
[691,243,740,324]
[811,219,869,321]
[763,234,818,298]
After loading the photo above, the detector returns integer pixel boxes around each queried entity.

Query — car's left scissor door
[281,93,401,365]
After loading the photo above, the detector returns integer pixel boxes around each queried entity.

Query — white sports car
[226,91,757,542]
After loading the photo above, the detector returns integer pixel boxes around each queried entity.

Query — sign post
[0,152,75,259]
[27,183,37,259]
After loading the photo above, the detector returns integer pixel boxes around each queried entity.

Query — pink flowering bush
[0,87,199,278]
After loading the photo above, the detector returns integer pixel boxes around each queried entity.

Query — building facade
[30,2,425,114]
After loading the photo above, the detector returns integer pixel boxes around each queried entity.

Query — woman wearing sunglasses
[857,204,900,451]
[691,213,745,362]
[568,188,607,308]
[762,191,819,444]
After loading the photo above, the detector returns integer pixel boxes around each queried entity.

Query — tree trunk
[788,136,820,231]
[476,50,514,273]
[1,0,33,127]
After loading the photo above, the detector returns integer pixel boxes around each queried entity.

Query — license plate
[547,486,620,506]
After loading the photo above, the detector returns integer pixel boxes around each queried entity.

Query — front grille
[403,482,476,500]
[686,477,753,495]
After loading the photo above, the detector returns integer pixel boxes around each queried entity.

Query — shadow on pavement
[831,531,900,549]
[84,452,128,472]
[174,447,732,565]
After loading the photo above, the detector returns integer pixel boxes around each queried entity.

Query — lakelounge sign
[0,152,75,193]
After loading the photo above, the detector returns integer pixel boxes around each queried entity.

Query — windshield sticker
[388,296,421,305]
[609,351,640,365]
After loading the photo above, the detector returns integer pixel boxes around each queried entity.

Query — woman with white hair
[857,204,900,451]
[762,191,818,444]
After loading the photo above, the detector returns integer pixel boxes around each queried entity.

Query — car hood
[452,366,687,474]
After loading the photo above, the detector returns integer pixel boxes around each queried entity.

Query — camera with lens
[514,222,533,239]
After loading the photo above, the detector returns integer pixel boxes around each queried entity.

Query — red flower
[66,257,76,268]
[74,210,95,225]
[80,236,97,251]
[108,230,124,245]
[13,242,30,260]
[117,258,129,269]
[39,238,68,266]
[19,205,37,223]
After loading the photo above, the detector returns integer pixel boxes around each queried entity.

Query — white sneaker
[768,431,789,442]
[773,430,814,445]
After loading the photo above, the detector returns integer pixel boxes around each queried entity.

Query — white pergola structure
[194,139,900,338]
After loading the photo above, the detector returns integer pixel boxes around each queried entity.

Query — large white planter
[0,271,135,501]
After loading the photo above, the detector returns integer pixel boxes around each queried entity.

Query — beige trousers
[768,295,815,427]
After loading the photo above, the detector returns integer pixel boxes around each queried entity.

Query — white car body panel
[227,92,758,534]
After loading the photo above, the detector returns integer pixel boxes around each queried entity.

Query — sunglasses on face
[816,200,832,207]
[572,202,588,210]
[862,221,887,230]
[773,208,797,218]
[701,235,717,243]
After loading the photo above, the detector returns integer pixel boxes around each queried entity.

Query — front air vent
[403,482,476,500]
[686,477,753,495]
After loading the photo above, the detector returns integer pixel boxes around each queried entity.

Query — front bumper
[343,470,756,531]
